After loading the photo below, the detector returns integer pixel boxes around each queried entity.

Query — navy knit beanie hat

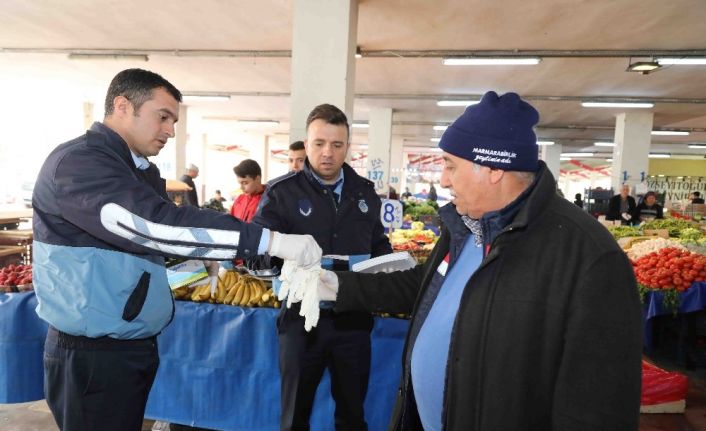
[439,91,540,172]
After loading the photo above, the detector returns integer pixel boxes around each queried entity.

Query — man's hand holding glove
[318,269,339,302]
[268,232,322,269]
[275,267,340,332]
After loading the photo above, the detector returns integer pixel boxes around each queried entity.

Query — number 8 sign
[380,199,403,228]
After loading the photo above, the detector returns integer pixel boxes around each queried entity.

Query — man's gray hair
[509,171,535,184]
[471,162,536,185]
[187,163,199,172]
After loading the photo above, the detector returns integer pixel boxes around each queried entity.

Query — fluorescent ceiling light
[68,53,149,61]
[651,130,689,136]
[430,138,441,143]
[657,58,706,65]
[236,120,279,128]
[626,61,661,73]
[561,152,594,157]
[581,102,654,109]
[537,141,555,146]
[560,157,572,161]
[443,58,541,66]
[594,142,615,147]
[352,122,369,128]
[437,100,480,107]
[648,153,671,158]
[688,144,706,149]
[433,125,449,131]
[606,158,613,162]
[183,95,231,102]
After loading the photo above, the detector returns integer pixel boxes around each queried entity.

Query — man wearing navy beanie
[317,91,642,430]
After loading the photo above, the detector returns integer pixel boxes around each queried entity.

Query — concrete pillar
[289,0,358,140]
[540,143,563,182]
[175,104,188,178]
[612,112,653,191]
[366,108,393,194]
[389,137,404,197]
[83,102,94,130]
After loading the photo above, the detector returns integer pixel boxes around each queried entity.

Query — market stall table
[0,209,32,230]
[0,292,408,431]
[643,282,706,357]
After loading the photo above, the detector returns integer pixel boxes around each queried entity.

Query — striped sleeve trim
[99,203,241,259]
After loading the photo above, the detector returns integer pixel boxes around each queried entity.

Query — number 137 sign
[380,199,403,228]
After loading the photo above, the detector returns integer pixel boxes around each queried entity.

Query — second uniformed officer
[253,104,392,431]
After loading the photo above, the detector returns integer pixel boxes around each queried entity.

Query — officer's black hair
[233,159,262,179]
[289,141,305,151]
[104,68,182,116]
[305,104,350,142]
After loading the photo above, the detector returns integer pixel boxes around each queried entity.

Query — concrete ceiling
[2,0,706,172]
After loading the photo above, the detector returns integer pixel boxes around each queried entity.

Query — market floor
[0,401,219,431]
[3,378,706,431]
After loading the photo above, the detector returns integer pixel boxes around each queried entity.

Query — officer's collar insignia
[299,198,313,217]
[358,199,369,213]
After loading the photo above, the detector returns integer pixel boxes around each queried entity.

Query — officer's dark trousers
[278,306,372,431]
[43,326,159,431]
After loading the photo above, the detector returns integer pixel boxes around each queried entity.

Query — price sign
[380,199,403,228]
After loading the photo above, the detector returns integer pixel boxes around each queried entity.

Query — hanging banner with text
[645,178,705,202]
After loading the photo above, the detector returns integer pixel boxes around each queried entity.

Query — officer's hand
[268,232,322,269]
[318,269,339,302]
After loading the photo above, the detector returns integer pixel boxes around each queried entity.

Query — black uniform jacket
[253,161,391,259]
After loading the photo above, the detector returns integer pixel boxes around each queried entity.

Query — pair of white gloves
[276,260,340,331]
[267,231,342,331]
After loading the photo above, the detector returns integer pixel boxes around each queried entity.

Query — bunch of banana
[190,283,213,303]
[172,286,190,300]
[218,271,281,308]
[260,287,281,308]
[173,270,283,308]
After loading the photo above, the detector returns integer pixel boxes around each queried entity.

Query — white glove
[277,260,322,331]
[621,212,632,220]
[318,269,339,302]
[268,232,322,269]
[299,277,320,332]
[278,260,321,308]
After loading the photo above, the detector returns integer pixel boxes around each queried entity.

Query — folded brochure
[351,252,417,274]
[166,259,209,290]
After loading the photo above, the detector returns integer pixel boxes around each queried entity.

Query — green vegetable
[678,227,704,241]
[642,219,695,237]
[607,226,641,239]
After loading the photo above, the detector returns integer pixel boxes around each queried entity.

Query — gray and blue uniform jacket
[32,122,264,340]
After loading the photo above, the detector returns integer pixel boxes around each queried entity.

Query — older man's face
[440,152,494,218]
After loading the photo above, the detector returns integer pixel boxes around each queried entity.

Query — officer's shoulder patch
[267,171,298,188]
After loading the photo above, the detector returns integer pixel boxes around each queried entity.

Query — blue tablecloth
[0,292,408,431]
[0,291,48,403]
[643,281,706,350]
